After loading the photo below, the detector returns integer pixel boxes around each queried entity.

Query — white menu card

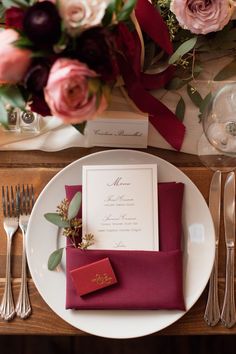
[82,164,158,250]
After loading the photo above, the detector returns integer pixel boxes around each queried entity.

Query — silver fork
[15,185,34,319]
[0,186,19,321]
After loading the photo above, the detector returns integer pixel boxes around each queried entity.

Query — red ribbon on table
[116,0,186,151]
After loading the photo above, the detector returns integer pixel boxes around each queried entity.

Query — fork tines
[2,186,19,218]
[17,184,34,215]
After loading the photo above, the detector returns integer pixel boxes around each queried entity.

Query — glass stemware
[198,83,236,171]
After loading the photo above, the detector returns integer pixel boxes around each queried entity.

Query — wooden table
[0,147,233,335]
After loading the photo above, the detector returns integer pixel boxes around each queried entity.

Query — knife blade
[221,171,236,328]
[224,172,235,248]
[209,171,221,247]
[204,170,221,326]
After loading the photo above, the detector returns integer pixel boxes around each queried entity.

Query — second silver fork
[15,185,34,319]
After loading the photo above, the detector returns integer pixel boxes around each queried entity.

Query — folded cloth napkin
[65,182,185,310]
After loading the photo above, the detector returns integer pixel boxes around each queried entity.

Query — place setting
[1,0,236,345]
[24,149,215,338]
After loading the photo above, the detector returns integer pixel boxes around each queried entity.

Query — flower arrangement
[1,0,236,150]
[0,0,186,151]
[0,0,136,128]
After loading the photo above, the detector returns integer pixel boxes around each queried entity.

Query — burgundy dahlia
[23,1,61,47]
[5,7,25,31]
[76,27,119,83]
[29,94,51,117]
[24,60,50,94]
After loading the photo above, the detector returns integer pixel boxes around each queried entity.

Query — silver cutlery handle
[204,245,220,326]
[15,230,31,319]
[221,247,236,328]
[0,236,15,321]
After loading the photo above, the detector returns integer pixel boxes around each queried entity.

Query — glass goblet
[198,83,236,172]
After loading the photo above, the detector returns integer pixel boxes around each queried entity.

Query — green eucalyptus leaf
[2,0,18,8]
[13,37,34,49]
[214,59,236,81]
[73,122,87,135]
[169,37,197,65]
[0,100,8,128]
[0,85,26,109]
[15,0,30,6]
[187,84,203,108]
[2,0,29,8]
[117,0,137,21]
[68,192,82,220]
[102,0,117,26]
[48,248,64,271]
[0,4,5,22]
[175,97,185,122]
[44,213,70,228]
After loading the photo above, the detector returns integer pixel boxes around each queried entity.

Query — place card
[86,115,148,148]
[82,164,158,250]
[85,87,148,148]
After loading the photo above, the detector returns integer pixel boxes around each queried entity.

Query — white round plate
[26,149,215,339]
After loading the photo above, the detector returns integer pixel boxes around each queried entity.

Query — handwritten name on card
[86,117,148,148]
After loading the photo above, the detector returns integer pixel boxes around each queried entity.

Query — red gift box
[70,257,117,296]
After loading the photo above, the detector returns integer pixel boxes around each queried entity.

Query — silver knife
[221,171,236,328]
[204,170,221,326]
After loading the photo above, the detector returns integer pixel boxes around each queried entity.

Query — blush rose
[44,58,108,123]
[58,0,110,36]
[0,29,31,84]
[170,0,233,35]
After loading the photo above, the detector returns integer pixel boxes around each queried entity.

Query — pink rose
[44,58,108,123]
[58,0,110,36]
[0,29,32,84]
[170,0,233,34]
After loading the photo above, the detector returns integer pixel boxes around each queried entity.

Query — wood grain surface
[0,148,234,335]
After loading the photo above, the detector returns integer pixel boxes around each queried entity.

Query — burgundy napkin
[65,182,185,310]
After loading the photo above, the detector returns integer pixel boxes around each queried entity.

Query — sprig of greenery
[44,192,95,271]
[1,0,34,9]
[102,0,137,26]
